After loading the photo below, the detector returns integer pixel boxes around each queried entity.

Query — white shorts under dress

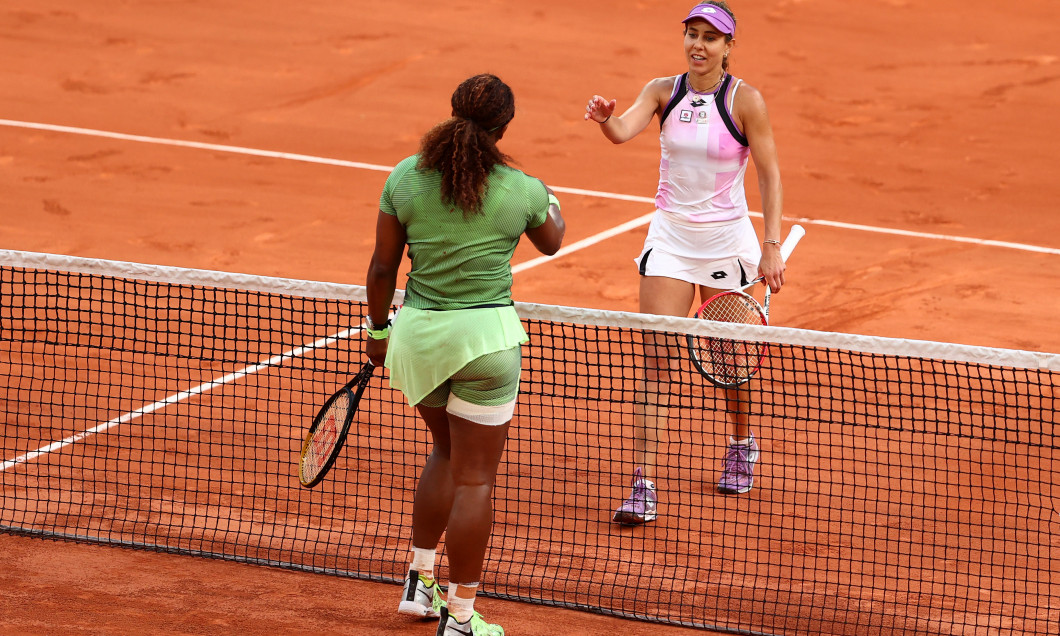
[634,210,761,290]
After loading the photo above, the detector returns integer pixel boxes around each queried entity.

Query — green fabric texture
[379,155,550,310]
[385,306,528,406]
[416,346,523,408]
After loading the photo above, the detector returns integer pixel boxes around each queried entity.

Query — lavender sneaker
[717,437,760,494]
[613,467,657,525]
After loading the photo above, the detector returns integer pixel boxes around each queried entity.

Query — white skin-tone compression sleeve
[446,395,516,426]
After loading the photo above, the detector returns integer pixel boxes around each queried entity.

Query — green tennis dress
[379,155,551,406]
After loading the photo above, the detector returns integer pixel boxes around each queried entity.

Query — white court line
[2,116,1058,469]
[512,212,655,273]
[2,118,1058,255]
[0,328,358,472]
[783,216,1060,256]
[0,119,396,173]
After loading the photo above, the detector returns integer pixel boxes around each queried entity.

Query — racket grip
[780,224,806,262]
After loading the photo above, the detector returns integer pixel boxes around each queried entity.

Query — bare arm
[735,84,785,293]
[525,184,566,255]
[584,77,672,144]
[365,210,406,365]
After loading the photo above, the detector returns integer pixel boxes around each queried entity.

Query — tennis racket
[687,224,806,388]
[298,360,376,488]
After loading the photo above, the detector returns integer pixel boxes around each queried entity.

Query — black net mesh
[1,254,1057,635]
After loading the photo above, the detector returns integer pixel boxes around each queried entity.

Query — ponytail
[417,74,515,216]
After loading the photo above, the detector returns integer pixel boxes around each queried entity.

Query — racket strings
[698,293,764,324]
[692,292,767,385]
[300,395,351,482]
[304,413,339,470]
[298,362,375,488]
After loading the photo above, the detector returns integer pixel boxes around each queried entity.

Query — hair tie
[453,112,510,133]
[488,114,513,132]
[454,114,487,129]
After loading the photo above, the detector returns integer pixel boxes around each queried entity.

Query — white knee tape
[446,395,516,426]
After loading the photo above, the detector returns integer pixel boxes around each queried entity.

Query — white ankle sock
[447,583,479,622]
[410,547,436,579]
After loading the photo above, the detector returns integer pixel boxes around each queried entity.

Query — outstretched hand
[584,95,617,123]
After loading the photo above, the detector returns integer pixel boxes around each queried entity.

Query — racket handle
[780,224,806,262]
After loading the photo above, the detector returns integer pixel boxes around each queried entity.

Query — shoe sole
[717,449,760,495]
[612,509,657,525]
[716,483,753,494]
[398,600,440,618]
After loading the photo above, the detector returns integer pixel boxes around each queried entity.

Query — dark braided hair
[417,74,515,216]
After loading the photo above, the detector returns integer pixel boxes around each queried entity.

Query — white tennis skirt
[634,210,761,290]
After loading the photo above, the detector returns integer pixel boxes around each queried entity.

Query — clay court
[2,1,1058,634]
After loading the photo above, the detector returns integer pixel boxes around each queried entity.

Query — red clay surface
[2,1,1059,634]
[0,532,708,636]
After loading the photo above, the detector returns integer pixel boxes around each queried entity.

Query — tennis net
[1,249,1057,635]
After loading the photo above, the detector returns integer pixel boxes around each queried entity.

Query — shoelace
[724,445,750,474]
[630,479,655,501]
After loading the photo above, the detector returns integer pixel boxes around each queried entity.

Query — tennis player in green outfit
[365,73,565,636]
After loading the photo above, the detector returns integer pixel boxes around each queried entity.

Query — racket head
[298,361,375,488]
[686,290,768,388]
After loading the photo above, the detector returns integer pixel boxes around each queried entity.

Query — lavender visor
[681,4,735,35]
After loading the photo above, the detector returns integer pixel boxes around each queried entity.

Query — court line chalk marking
[512,213,653,274]
[0,328,358,472]
[2,117,1058,468]
[2,119,1057,256]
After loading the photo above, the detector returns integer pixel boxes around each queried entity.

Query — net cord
[2,248,1056,371]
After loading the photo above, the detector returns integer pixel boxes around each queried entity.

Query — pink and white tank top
[655,74,750,223]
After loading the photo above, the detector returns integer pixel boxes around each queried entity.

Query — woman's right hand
[366,336,387,367]
[584,95,617,123]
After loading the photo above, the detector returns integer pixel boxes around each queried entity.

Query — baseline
[2,119,1056,256]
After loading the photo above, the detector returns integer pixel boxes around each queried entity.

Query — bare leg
[411,405,455,549]
[698,285,756,443]
[408,405,510,623]
[443,415,510,585]
[409,404,511,580]
[725,385,752,440]
[635,275,696,480]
